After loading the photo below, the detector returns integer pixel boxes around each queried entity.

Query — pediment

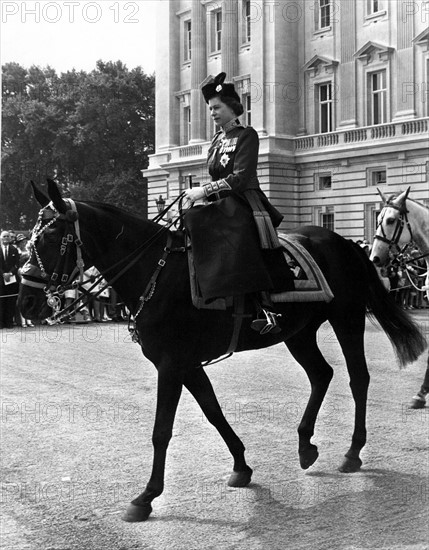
[413,28,429,49]
[303,55,339,76]
[354,41,394,63]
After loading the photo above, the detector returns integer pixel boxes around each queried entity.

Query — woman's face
[208,97,236,127]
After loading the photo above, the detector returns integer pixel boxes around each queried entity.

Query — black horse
[18,180,426,522]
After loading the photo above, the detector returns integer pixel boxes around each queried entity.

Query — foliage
[1,61,154,228]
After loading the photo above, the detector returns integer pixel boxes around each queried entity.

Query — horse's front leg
[184,368,253,487]
[123,362,183,522]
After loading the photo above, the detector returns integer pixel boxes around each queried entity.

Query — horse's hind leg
[183,368,253,488]
[285,325,334,470]
[330,311,370,473]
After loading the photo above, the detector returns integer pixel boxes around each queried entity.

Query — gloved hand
[183,187,205,205]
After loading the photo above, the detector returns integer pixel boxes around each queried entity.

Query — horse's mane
[80,200,161,230]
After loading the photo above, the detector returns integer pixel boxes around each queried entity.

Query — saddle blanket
[189,232,334,310]
[272,233,334,303]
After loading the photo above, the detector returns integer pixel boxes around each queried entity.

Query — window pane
[321,213,334,231]
[319,83,332,133]
[244,0,251,42]
[373,94,380,124]
[320,0,330,28]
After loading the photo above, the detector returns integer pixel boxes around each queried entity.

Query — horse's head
[370,187,411,266]
[18,179,86,322]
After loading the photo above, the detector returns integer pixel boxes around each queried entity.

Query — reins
[24,194,188,325]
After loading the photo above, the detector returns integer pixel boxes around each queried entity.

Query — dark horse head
[19,179,167,324]
[18,179,90,321]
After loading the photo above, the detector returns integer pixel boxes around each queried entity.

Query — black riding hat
[201,72,241,104]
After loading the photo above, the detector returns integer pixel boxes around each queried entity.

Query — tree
[1,61,154,228]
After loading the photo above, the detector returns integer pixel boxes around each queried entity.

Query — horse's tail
[353,243,427,367]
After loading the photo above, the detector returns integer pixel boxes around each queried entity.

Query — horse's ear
[30,180,50,207]
[376,187,388,204]
[404,186,411,201]
[47,178,67,213]
[397,187,411,208]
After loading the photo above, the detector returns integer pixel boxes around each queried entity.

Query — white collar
[221,118,242,134]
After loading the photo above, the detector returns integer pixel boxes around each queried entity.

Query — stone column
[339,0,357,127]
[191,1,207,142]
[394,1,416,119]
[155,1,180,150]
[221,0,238,78]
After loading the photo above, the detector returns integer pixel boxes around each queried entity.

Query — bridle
[21,199,87,321]
[373,199,413,254]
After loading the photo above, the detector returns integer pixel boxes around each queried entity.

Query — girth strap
[227,295,248,354]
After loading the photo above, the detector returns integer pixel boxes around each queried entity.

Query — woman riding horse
[183,72,292,334]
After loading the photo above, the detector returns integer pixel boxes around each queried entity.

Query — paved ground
[1,312,428,550]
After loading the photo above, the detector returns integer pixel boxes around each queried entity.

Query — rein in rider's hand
[183,187,205,205]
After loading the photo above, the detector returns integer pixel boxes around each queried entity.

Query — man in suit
[0,230,20,329]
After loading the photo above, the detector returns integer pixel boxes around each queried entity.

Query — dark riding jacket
[204,120,283,227]
[185,120,290,303]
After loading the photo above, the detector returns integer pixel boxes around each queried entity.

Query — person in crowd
[15,234,34,327]
[0,230,20,329]
[82,266,110,322]
[183,72,292,334]
[8,230,17,245]
[107,287,128,321]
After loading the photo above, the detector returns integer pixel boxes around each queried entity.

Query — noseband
[21,199,85,319]
[374,201,413,252]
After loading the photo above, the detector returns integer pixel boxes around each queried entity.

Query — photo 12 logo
[1,2,140,24]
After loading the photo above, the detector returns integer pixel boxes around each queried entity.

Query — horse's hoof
[339,456,362,473]
[122,503,152,522]
[409,397,426,409]
[228,467,253,487]
[299,446,319,470]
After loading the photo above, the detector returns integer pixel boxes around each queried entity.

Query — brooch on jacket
[220,153,230,168]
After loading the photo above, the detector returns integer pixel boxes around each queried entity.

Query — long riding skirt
[184,197,291,303]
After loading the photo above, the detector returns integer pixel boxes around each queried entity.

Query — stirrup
[251,309,282,335]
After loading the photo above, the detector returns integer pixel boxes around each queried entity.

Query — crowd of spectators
[0,230,129,328]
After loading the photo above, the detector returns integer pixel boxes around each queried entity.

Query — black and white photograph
[1,1,429,548]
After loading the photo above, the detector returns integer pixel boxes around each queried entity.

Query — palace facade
[143,0,429,239]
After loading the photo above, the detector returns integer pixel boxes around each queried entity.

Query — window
[367,0,383,15]
[368,71,387,125]
[243,0,251,43]
[242,93,251,126]
[427,59,429,116]
[321,211,334,231]
[318,83,333,133]
[315,0,331,31]
[367,167,387,186]
[184,20,191,62]
[210,9,222,53]
[318,174,332,189]
[365,203,382,241]
[184,106,191,144]
[372,169,386,185]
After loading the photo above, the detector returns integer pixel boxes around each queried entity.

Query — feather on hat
[201,72,241,104]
